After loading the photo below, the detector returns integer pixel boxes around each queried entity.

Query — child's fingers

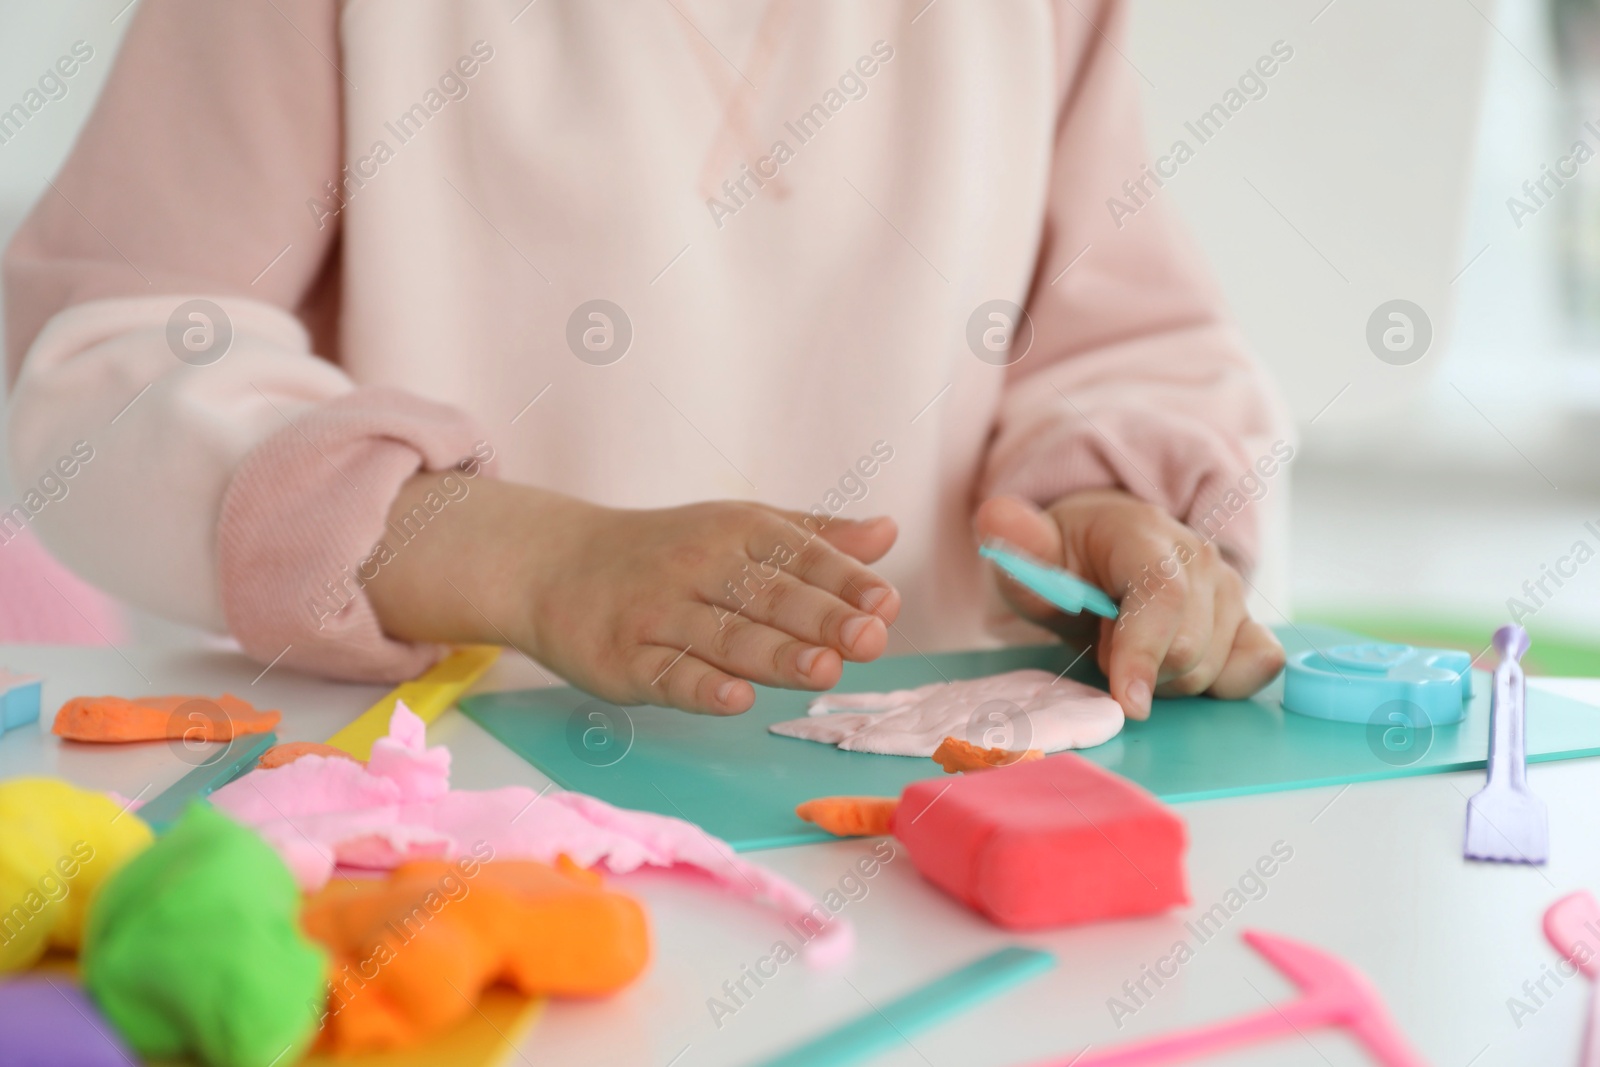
[973,496,1063,562]
[1207,619,1287,699]
[1156,592,1237,697]
[632,645,754,715]
[727,573,888,661]
[672,607,843,690]
[778,535,901,623]
[766,510,899,565]
[1151,563,1214,686]
[974,496,1074,624]
[1105,577,1186,720]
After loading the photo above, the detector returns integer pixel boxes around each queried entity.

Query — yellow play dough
[0,777,153,971]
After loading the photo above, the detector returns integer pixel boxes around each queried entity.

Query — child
[4,0,1287,721]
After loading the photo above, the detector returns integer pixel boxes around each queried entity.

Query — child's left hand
[974,490,1285,721]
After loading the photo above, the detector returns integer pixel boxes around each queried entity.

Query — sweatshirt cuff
[218,386,497,682]
[982,414,1266,575]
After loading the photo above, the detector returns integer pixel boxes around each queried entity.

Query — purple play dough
[0,976,134,1067]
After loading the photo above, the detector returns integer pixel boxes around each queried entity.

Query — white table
[3,646,1598,1067]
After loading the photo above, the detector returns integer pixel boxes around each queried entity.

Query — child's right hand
[368,477,901,715]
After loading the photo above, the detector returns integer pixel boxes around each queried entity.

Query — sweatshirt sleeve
[979,0,1291,573]
[3,0,490,682]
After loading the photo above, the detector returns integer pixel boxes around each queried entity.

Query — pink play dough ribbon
[209,703,851,966]
[770,669,1124,756]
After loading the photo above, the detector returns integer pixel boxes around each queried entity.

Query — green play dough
[82,803,327,1067]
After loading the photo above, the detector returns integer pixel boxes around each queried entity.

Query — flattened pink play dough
[209,703,851,965]
[770,670,1123,756]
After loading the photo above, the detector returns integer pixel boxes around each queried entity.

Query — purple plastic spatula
[1545,891,1600,1067]
[1464,624,1548,864]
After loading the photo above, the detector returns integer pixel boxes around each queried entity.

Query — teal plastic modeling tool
[751,945,1055,1067]
[138,731,276,832]
[979,540,1118,619]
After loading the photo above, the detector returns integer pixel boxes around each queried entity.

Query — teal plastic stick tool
[750,945,1055,1067]
[979,539,1119,619]
[138,731,276,833]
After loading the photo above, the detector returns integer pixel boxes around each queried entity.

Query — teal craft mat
[458,625,1600,851]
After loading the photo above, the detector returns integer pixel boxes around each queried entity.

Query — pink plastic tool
[1544,891,1600,1067]
[1023,930,1426,1067]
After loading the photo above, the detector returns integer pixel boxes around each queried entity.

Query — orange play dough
[931,736,1044,774]
[301,858,650,1053]
[795,796,898,837]
[52,694,280,743]
[258,741,363,769]
[796,740,1046,837]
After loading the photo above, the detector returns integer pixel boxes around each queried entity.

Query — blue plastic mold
[1282,642,1473,725]
[978,540,1119,619]
[0,672,41,733]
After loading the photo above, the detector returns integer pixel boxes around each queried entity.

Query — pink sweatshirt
[3,0,1286,683]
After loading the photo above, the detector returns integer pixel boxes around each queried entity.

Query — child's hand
[520,497,900,715]
[974,490,1284,721]
[369,476,901,716]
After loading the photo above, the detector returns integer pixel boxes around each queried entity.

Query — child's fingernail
[841,615,871,651]
[858,586,892,613]
[1126,679,1151,712]
[716,680,741,706]
[797,647,825,676]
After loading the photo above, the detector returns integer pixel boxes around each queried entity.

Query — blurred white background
[3,0,1598,666]
[1126,0,1600,666]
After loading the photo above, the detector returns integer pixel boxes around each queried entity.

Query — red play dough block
[892,753,1189,929]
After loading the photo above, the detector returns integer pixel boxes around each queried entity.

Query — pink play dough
[770,670,1123,756]
[892,753,1189,929]
[209,704,851,965]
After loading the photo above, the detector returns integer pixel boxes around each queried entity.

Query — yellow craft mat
[324,645,500,761]
[304,644,536,1066]
[295,990,543,1067]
